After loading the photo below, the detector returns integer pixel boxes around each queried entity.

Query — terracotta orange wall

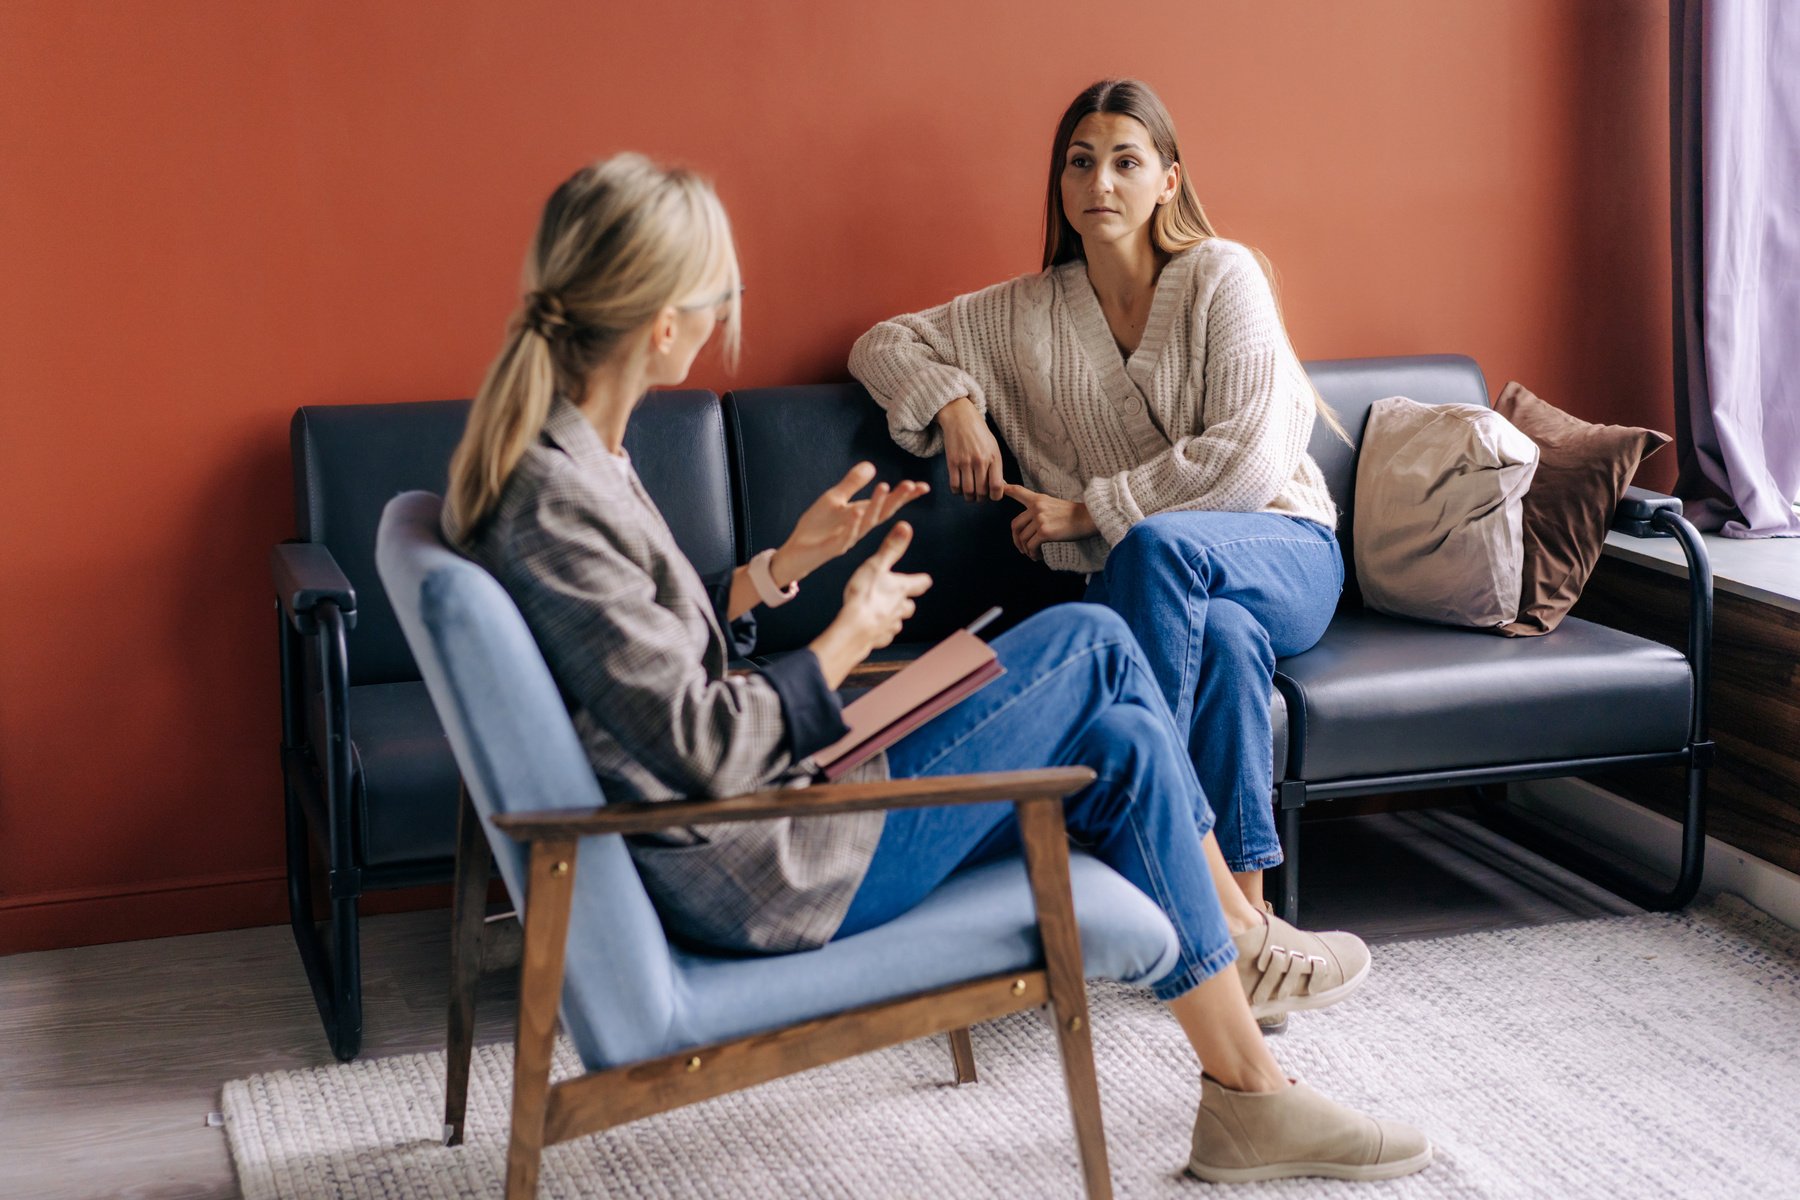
[0,1,1673,954]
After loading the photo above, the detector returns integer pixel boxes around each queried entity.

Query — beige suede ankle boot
[1188,1075,1432,1183]
[1234,902,1371,1021]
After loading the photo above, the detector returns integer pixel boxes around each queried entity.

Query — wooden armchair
[376,491,1186,1199]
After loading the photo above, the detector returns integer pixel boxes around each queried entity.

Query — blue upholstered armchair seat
[376,490,1179,1075]
[605,852,1177,1071]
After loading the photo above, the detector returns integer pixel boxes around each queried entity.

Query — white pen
[964,605,1003,636]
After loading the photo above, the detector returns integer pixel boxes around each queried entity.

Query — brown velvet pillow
[1494,382,1672,637]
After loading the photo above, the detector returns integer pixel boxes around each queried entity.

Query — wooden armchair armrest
[489,767,1096,841]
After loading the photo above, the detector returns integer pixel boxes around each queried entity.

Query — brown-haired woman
[449,152,1428,1183]
[852,79,1358,1033]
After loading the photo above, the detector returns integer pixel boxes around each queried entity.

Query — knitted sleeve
[848,280,1017,458]
[1082,252,1316,545]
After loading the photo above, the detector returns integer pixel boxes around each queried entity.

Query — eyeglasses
[678,284,745,324]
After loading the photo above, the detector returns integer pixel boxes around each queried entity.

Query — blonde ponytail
[444,153,742,542]
[444,323,558,543]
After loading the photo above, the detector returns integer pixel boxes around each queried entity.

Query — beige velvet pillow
[1354,397,1541,628]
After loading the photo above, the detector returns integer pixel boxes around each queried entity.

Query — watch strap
[748,548,799,608]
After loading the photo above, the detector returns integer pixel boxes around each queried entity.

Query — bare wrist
[809,618,872,689]
[935,396,976,427]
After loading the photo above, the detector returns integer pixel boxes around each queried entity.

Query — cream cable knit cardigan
[849,238,1337,574]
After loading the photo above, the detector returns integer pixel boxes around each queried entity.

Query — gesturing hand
[936,397,1005,501]
[774,462,929,586]
[840,522,934,652]
[1003,483,1098,561]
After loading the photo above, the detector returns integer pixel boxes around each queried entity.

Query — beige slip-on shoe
[1234,902,1371,1020]
[1188,1075,1432,1183]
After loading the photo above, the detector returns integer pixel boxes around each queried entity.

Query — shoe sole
[1256,1014,1288,1036]
[1247,949,1372,1021]
[1188,1144,1433,1183]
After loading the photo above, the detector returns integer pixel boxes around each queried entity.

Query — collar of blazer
[541,397,632,471]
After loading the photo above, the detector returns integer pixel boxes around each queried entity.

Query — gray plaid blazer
[462,399,886,953]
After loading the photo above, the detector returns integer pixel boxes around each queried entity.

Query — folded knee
[1084,703,1174,772]
[1105,519,1186,579]
[1093,701,1162,740]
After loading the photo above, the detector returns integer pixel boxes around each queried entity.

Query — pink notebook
[811,630,1005,780]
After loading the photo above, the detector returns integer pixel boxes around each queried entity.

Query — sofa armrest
[1599,491,1714,747]
[1612,487,1684,538]
[489,767,1095,841]
[272,541,357,634]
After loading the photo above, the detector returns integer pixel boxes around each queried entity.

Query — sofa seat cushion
[562,851,1178,1070]
[1275,611,1691,782]
[351,680,462,867]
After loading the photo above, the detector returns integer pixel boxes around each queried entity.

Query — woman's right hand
[936,397,1005,501]
[809,522,933,687]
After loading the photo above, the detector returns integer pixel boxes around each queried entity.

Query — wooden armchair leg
[506,839,578,1200]
[445,783,491,1147]
[1015,797,1113,1200]
[947,1027,978,1085]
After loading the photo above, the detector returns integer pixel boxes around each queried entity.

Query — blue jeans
[1084,513,1343,873]
[835,605,1237,1002]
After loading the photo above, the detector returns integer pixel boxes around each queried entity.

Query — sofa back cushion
[292,399,473,686]
[621,389,738,582]
[293,390,729,687]
[726,384,1084,653]
[1303,354,1492,606]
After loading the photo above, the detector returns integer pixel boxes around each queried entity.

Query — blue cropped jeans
[834,605,1237,1002]
[1084,513,1343,873]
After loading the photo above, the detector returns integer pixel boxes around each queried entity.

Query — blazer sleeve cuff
[757,649,850,759]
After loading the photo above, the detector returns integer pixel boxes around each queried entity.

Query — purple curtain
[1671,0,1800,538]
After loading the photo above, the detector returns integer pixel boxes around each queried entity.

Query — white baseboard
[1507,778,1800,930]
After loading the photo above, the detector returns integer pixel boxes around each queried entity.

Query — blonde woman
[852,80,1356,1027]
[445,153,1429,1182]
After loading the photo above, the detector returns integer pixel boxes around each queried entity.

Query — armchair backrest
[375,490,680,1064]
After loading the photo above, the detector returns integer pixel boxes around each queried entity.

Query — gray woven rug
[224,897,1800,1198]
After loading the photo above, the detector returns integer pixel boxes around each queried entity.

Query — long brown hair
[1041,80,1346,441]
[1042,79,1216,270]
[443,154,741,542]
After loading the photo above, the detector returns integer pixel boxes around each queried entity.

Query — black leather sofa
[273,353,1712,1059]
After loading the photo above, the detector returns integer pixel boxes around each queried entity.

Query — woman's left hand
[1002,484,1098,560]
[773,462,930,584]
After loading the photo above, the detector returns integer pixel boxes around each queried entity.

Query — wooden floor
[0,807,1639,1200]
